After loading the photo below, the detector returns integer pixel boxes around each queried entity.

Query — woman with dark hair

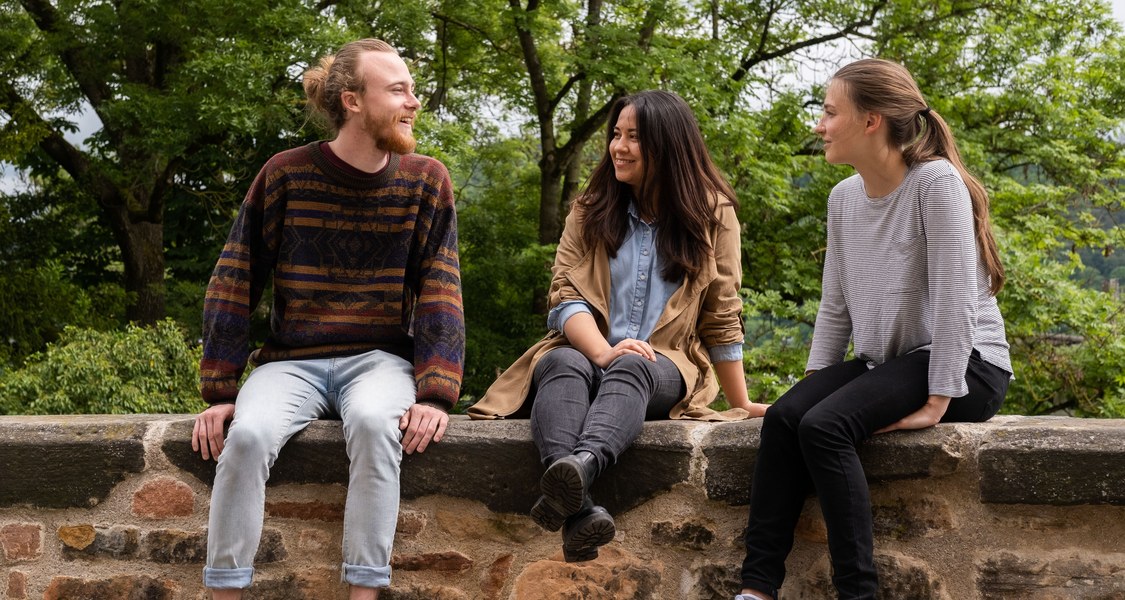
[735,59,1013,600]
[470,90,769,562]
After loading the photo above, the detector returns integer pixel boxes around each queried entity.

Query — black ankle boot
[561,496,615,562]
[530,451,599,531]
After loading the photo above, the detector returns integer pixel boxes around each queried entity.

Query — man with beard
[191,39,464,600]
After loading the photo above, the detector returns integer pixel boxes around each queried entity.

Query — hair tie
[919,106,932,117]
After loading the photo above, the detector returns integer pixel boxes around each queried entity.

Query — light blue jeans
[203,349,416,590]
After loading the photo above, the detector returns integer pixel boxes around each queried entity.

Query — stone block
[789,552,951,599]
[650,519,715,550]
[384,584,470,600]
[703,421,968,505]
[511,546,662,599]
[872,495,954,540]
[396,509,426,538]
[979,417,1125,505]
[249,569,345,600]
[977,550,1125,599]
[0,415,147,508]
[142,529,207,564]
[391,550,473,572]
[61,525,139,559]
[406,419,695,515]
[266,500,345,521]
[691,563,741,600]
[0,523,41,562]
[44,575,175,600]
[163,417,349,487]
[480,553,514,600]
[132,476,194,518]
[7,570,27,600]
[436,509,539,544]
[701,420,761,504]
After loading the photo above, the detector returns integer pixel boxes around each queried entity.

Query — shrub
[0,320,204,415]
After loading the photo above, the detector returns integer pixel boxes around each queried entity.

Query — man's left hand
[399,403,449,454]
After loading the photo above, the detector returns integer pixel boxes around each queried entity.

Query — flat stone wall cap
[702,420,762,505]
[979,416,1125,505]
[701,420,969,505]
[164,417,350,486]
[859,423,969,481]
[0,415,148,508]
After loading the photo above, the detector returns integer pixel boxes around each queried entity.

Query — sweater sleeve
[923,172,977,397]
[806,194,852,371]
[199,166,280,404]
[411,164,465,411]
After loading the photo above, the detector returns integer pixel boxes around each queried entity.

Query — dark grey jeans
[529,346,685,473]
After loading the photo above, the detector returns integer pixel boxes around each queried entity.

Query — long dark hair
[832,59,1005,295]
[578,90,737,282]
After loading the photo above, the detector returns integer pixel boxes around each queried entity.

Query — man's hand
[399,403,449,455]
[876,395,951,434]
[192,403,236,461]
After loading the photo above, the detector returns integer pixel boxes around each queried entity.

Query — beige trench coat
[468,198,750,421]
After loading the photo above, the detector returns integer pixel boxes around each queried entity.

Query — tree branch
[731,0,888,82]
[18,0,114,109]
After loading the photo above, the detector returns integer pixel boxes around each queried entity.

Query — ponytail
[834,59,1005,294]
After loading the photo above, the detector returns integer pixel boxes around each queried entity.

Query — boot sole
[563,511,616,562]
[530,495,566,532]
[537,458,587,525]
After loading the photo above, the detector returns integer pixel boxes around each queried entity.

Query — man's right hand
[192,403,236,461]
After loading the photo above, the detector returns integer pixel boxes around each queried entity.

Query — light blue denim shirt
[547,203,743,363]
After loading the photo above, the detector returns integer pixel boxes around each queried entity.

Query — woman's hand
[876,394,951,434]
[593,338,656,368]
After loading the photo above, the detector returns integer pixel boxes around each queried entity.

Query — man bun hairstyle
[303,38,398,133]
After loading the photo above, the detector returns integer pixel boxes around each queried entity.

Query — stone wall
[1,414,1123,599]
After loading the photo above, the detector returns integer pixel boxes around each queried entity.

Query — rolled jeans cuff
[343,563,391,588]
[203,566,254,589]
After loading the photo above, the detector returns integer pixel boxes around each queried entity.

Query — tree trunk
[120,220,166,325]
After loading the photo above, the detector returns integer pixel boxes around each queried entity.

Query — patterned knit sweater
[200,142,465,409]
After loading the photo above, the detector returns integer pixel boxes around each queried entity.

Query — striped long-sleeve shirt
[806,159,1012,397]
[200,142,465,409]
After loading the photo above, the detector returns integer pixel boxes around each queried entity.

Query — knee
[346,411,401,446]
[221,424,276,465]
[796,410,848,450]
[603,353,649,379]
[537,347,594,378]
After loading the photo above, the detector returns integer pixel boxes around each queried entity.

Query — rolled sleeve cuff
[708,343,744,364]
[547,301,592,332]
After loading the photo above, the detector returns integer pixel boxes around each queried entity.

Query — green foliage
[2,0,1124,418]
[0,262,123,369]
[0,320,204,415]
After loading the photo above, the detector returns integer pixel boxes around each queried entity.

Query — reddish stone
[44,575,175,599]
[0,524,42,561]
[265,500,345,521]
[391,550,474,573]
[132,477,194,518]
[7,570,28,600]
[480,553,514,600]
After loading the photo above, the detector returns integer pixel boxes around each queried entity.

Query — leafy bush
[0,320,205,415]
[0,261,124,368]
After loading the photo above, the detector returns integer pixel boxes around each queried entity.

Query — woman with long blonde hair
[736,59,1012,600]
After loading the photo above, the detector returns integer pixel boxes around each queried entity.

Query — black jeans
[529,346,685,474]
[740,350,1010,599]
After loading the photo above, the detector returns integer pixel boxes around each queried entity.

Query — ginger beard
[363,108,416,156]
